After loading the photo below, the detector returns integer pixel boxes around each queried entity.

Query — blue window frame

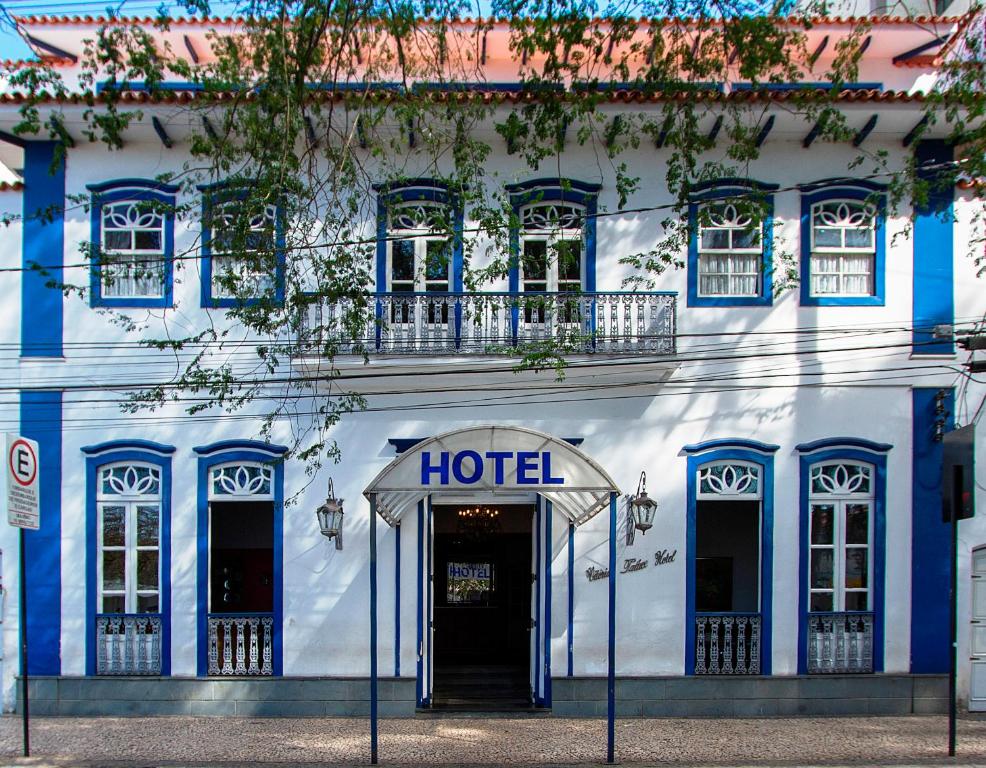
[82,439,175,676]
[799,179,887,307]
[199,184,286,308]
[505,179,600,294]
[87,179,178,308]
[687,178,777,307]
[194,439,287,676]
[683,438,777,675]
[374,180,463,296]
[795,437,891,674]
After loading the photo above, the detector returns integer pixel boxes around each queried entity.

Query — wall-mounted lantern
[316,478,344,550]
[626,471,658,545]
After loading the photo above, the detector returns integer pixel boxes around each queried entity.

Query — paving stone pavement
[3,715,986,767]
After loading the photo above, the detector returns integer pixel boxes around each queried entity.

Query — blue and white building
[0,11,983,719]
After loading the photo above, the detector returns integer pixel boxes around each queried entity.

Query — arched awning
[363,425,619,526]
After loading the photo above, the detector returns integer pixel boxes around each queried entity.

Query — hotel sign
[421,450,564,486]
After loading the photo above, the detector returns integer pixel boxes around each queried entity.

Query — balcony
[96,613,162,675]
[806,611,874,674]
[208,613,274,676]
[694,612,762,675]
[297,291,677,357]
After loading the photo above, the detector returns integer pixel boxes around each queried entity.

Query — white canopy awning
[363,425,620,526]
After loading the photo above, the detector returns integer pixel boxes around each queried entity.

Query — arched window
[687,179,777,307]
[796,438,890,675]
[684,439,778,677]
[200,184,285,307]
[807,461,874,613]
[83,440,175,677]
[519,201,586,295]
[195,440,287,677]
[97,462,162,615]
[87,179,177,308]
[799,179,886,306]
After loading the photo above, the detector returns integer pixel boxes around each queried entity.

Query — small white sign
[6,434,39,530]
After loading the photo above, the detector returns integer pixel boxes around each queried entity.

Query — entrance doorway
[208,500,275,675]
[432,504,533,709]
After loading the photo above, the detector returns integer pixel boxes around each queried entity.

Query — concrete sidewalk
[2,714,986,766]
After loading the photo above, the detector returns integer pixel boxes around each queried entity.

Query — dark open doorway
[432,504,533,710]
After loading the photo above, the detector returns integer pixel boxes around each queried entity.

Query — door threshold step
[417,706,551,717]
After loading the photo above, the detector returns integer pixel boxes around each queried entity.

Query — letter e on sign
[6,433,40,530]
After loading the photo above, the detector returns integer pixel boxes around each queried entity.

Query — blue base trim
[21,391,62,674]
[84,443,174,676]
[910,388,954,672]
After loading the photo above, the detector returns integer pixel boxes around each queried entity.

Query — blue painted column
[415,502,424,705]
[369,495,378,764]
[912,140,954,355]
[22,142,64,358]
[543,500,552,707]
[911,388,954,672]
[534,499,542,705]
[21,141,65,676]
[394,523,401,678]
[606,491,617,764]
[567,522,575,677]
[20,392,62,675]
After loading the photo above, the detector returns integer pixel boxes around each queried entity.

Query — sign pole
[949,487,958,757]
[19,527,29,757]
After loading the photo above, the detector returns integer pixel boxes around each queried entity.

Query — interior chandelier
[456,507,501,541]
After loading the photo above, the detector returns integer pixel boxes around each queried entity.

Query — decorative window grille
[209,200,279,299]
[697,461,762,500]
[97,462,162,616]
[808,461,873,613]
[809,200,877,296]
[386,198,452,326]
[100,201,167,298]
[520,201,584,296]
[209,462,274,500]
[697,202,762,297]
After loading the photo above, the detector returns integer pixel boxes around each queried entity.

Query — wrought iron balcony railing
[96,613,162,675]
[695,612,762,675]
[806,611,874,674]
[207,613,274,676]
[298,291,677,356]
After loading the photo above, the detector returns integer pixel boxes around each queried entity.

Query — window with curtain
[697,202,763,297]
[809,200,877,297]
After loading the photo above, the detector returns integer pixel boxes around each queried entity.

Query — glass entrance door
[431,504,533,709]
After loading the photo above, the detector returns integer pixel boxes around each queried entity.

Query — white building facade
[0,12,983,720]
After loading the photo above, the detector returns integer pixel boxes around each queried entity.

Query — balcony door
[693,460,764,675]
[207,463,276,676]
[386,200,453,346]
[519,202,585,336]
